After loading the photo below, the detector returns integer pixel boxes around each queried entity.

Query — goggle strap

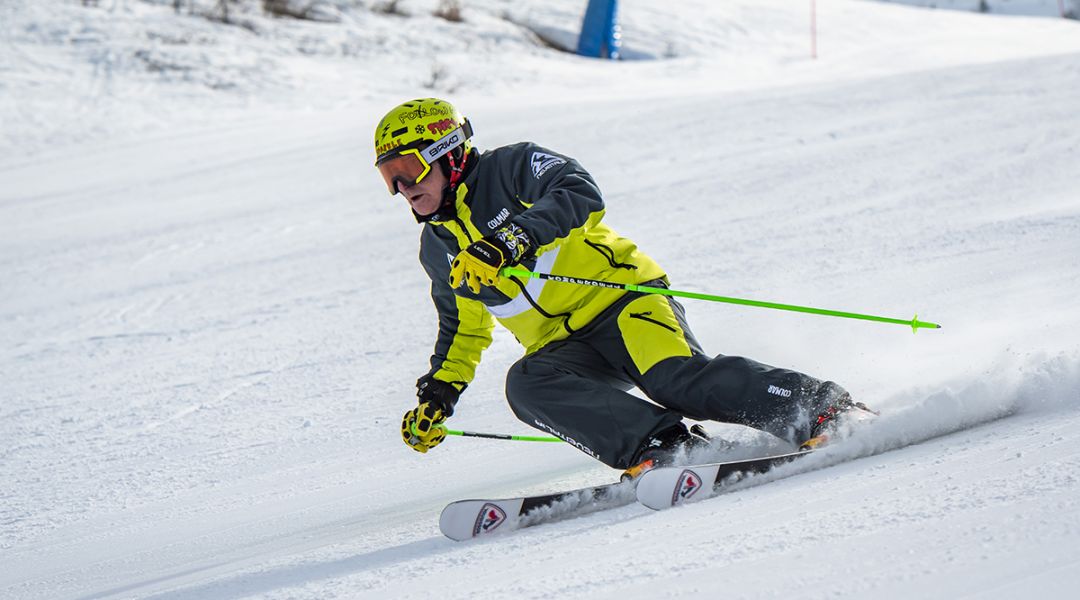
[448,146,470,189]
[420,119,472,165]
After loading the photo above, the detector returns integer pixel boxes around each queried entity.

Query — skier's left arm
[448,144,605,292]
[504,143,606,254]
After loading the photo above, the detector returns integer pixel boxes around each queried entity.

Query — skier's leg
[605,293,848,444]
[505,338,684,469]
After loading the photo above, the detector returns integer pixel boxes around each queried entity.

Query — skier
[376,98,862,479]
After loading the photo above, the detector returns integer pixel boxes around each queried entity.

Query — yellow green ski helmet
[374,98,473,195]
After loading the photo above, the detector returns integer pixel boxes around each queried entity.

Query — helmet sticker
[398,104,453,124]
[375,139,404,156]
[427,118,456,136]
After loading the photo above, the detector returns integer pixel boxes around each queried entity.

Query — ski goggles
[376,124,470,195]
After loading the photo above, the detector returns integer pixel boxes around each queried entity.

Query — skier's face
[399,160,448,217]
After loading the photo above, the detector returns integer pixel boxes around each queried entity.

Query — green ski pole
[435,425,562,443]
[501,267,941,333]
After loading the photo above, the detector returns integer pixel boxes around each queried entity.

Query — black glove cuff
[491,223,533,265]
[416,374,463,417]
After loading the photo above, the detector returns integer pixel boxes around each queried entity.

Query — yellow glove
[448,224,532,294]
[401,402,448,453]
[449,239,507,294]
[401,375,462,454]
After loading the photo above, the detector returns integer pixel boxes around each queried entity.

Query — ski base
[440,480,633,541]
[635,449,813,510]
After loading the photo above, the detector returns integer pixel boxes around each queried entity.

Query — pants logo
[768,385,793,398]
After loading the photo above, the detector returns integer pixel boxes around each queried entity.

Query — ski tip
[440,500,506,541]
[635,466,710,511]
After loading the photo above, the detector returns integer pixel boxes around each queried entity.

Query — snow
[2,0,1080,598]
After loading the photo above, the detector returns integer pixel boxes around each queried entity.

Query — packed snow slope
[3,1,1080,599]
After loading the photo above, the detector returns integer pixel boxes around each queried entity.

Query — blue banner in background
[576,0,621,59]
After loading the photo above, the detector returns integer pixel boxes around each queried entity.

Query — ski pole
[501,267,941,333]
[436,425,562,443]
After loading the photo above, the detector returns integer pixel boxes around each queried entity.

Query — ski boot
[799,393,878,450]
[621,423,711,482]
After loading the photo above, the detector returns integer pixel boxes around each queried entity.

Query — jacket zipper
[585,239,636,270]
[628,311,678,333]
[453,216,475,244]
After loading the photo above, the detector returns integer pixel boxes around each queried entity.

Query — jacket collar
[415,149,480,225]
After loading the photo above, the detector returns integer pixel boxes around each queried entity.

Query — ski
[440,480,634,541]
[635,449,814,510]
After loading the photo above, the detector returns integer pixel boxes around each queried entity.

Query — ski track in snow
[3,1,1080,598]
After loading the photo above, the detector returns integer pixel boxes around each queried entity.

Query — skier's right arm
[403,241,494,454]
[423,266,495,392]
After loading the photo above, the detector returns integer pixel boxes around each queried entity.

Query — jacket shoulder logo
[530,151,566,179]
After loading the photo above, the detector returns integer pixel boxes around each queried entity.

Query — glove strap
[416,374,463,417]
[492,223,532,265]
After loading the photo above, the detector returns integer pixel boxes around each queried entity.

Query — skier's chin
[409,194,439,216]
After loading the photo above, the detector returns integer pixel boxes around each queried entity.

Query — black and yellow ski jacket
[419,142,666,388]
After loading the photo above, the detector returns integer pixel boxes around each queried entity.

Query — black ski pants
[505,287,847,469]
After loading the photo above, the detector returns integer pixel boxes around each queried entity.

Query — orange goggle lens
[377,149,431,195]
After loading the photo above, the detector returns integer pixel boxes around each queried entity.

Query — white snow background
[2,0,1080,598]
